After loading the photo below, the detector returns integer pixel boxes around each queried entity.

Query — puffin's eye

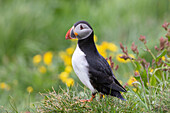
[80,25,83,30]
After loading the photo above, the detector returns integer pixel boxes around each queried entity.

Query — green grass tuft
[37,83,169,113]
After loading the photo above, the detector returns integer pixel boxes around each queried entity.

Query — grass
[36,83,169,113]
[0,0,169,112]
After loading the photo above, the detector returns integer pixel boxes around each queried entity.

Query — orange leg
[80,93,96,102]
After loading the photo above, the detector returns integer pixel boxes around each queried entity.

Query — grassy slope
[37,84,169,113]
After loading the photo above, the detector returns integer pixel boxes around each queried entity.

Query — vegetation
[0,0,169,112]
[37,85,169,112]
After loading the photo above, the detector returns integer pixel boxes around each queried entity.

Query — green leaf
[127,86,148,110]
[135,61,142,71]
[150,74,157,86]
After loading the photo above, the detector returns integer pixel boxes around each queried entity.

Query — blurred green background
[0,0,169,111]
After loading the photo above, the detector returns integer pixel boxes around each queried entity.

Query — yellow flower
[162,56,165,61]
[65,66,72,73]
[96,44,101,52]
[64,56,72,66]
[107,60,111,66]
[149,68,153,73]
[116,54,128,63]
[94,35,98,42]
[43,51,53,66]
[66,47,74,55]
[107,43,118,52]
[38,66,47,73]
[0,82,10,91]
[65,78,74,87]
[33,54,42,64]
[96,44,107,58]
[27,86,33,93]
[100,51,107,58]
[127,76,137,86]
[0,82,7,89]
[59,52,72,66]
[59,72,69,82]
[101,41,109,50]
[116,54,135,63]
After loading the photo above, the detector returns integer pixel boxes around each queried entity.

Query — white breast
[72,45,96,93]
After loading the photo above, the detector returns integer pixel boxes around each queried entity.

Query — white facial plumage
[74,23,92,40]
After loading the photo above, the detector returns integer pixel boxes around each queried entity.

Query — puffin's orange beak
[65,27,76,40]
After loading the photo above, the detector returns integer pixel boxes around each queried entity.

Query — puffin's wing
[87,55,127,92]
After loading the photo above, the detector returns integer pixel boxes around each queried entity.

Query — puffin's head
[65,21,93,40]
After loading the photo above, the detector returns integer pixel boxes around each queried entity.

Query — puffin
[65,21,127,101]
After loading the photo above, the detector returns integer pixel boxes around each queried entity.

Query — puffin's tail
[111,90,126,101]
[117,93,126,101]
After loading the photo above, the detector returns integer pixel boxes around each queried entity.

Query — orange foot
[80,93,96,102]
[80,99,91,102]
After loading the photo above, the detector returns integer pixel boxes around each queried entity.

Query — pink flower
[162,22,170,31]
[139,35,147,44]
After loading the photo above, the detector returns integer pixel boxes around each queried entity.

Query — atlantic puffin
[65,21,127,101]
